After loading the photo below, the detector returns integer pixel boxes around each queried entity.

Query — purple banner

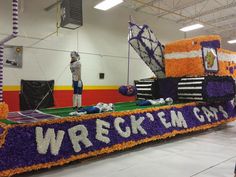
[0,102,235,176]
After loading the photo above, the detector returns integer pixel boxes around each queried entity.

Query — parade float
[0,1,236,175]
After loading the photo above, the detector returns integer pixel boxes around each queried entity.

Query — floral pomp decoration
[0,102,9,119]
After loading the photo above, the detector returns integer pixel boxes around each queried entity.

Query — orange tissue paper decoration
[0,102,9,119]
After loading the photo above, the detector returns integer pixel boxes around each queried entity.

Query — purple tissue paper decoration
[203,76,236,102]
[119,85,137,96]
[200,40,220,49]
[0,127,3,135]
[201,40,220,73]
[128,21,165,78]
[0,101,235,173]
[152,78,180,101]
[0,0,19,102]
[0,46,3,102]
[152,76,235,103]
[206,81,235,97]
[226,66,236,75]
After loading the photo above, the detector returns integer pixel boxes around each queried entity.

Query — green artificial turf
[0,119,17,125]
[40,101,167,117]
[0,102,178,125]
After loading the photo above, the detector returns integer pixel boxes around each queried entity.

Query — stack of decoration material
[151,35,236,102]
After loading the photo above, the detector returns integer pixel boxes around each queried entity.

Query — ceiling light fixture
[228,39,236,44]
[94,0,123,11]
[179,24,204,32]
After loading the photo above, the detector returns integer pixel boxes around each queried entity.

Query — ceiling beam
[205,13,236,24]
[206,21,236,34]
[134,0,163,11]
[156,0,207,17]
[218,25,236,33]
[218,28,236,39]
[132,0,218,28]
[177,1,236,23]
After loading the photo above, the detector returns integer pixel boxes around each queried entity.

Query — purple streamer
[0,0,19,102]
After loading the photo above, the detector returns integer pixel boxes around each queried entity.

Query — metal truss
[126,0,236,39]
[134,0,163,11]
[155,0,207,17]
[205,21,236,35]
[130,0,218,28]
[206,13,236,24]
[177,0,236,23]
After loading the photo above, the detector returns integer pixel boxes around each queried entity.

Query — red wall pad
[0,101,235,176]
[4,89,135,111]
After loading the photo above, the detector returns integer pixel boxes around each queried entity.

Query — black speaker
[61,0,83,29]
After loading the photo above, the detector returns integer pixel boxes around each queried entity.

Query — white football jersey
[70,60,81,81]
[95,103,114,112]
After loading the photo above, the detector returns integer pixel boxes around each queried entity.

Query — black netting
[20,80,54,110]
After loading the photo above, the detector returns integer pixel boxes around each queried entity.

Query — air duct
[60,0,83,29]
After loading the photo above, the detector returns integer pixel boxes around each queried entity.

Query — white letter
[96,119,110,144]
[157,112,171,128]
[193,107,205,123]
[219,106,228,118]
[36,127,65,156]
[146,113,154,121]
[202,106,214,122]
[68,125,93,153]
[130,115,147,135]
[114,117,131,138]
[209,106,219,120]
[170,111,188,128]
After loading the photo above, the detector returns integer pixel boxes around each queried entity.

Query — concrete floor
[21,121,236,177]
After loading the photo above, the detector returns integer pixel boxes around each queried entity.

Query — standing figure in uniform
[70,51,83,110]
